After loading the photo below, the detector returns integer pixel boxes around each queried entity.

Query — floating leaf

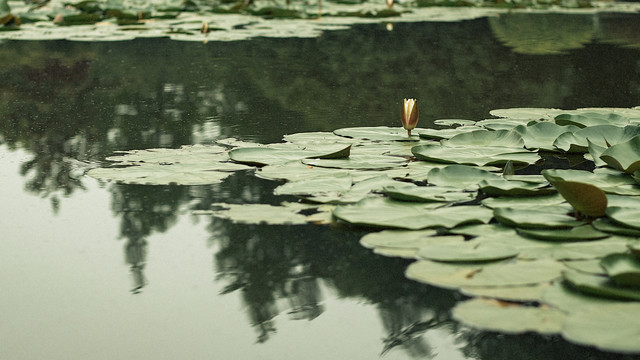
[562,259,607,275]
[542,169,608,217]
[433,119,476,128]
[406,259,564,289]
[512,121,579,151]
[359,229,440,249]
[481,194,567,209]
[426,165,501,190]
[257,160,350,181]
[416,241,519,262]
[562,303,640,354]
[479,178,555,197]
[541,281,624,313]
[606,206,640,230]
[600,134,640,173]
[383,184,476,203]
[515,238,629,261]
[494,207,586,229]
[555,112,630,128]
[489,108,563,121]
[334,126,421,141]
[333,198,493,230]
[412,144,539,167]
[228,143,352,166]
[453,298,565,335]
[443,129,525,148]
[600,253,640,288]
[273,173,353,196]
[206,202,309,225]
[517,225,609,242]
[460,283,550,303]
[301,155,407,170]
[592,218,640,237]
[562,269,640,301]
[419,126,484,140]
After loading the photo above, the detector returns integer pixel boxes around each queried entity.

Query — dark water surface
[2,13,640,360]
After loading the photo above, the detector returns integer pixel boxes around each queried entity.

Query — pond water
[2,13,640,360]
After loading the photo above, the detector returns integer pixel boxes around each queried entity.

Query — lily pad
[443,129,525,148]
[512,121,579,151]
[206,203,309,225]
[562,303,640,354]
[419,126,484,140]
[359,229,440,249]
[453,298,565,335]
[555,112,630,128]
[606,206,640,230]
[494,207,586,229]
[433,119,476,128]
[542,169,608,217]
[333,197,493,230]
[416,241,519,262]
[489,108,563,121]
[383,184,476,203]
[562,269,640,301]
[481,194,567,209]
[301,155,407,170]
[412,144,539,167]
[479,178,555,197]
[600,134,640,173]
[541,281,624,313]
[600,253,640,288]
[228,143,352,166]
[592,218,640,237]
[406,258,564,289]
[460,283,550,303]
[333,126,421,141]
[273,173,353,197]
[426,165,502,190]
[517,225,609,242]
[514,238,629,261]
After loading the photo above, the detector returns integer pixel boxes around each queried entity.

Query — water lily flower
[402,98,419,136]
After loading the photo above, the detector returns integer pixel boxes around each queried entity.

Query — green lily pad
[453,298,565,335]
[592,218,640,237]
[406,259,564,289]
[359,229,440,249]
[512,121,579,151]
[555,112,630,128]
[541,281,624,313]
[606,206,640,230]
[283,131,352,144]
[443,129,525,148]
[87,145,251,185]
[481,194,567,209]
[333,126,421,141]
[416,241,519,262]
[257,160,350,182]
[412,144,539,167]
[228,143,352,166]
[600,253,640,288]
[517,225,609,242]
[301,155,407,170]
[515,238,629,261]
[419,126,484,140]
[383,184,476,203]
[562,269,640,301]
[206,203,309,225]
[479,178,555,197]
[562,259,607,275]
[542,169,608,217]
[494,207,585,229]
[426,165,502,190]
[540,169,638,194]
[600,134,640,173]
[460,283,550,303]
[433,119,476,128]
[562,303,640,354]
[273,173,353,196]
[489,108,563,121]
[630,242,640,258]
[333,198,493,230]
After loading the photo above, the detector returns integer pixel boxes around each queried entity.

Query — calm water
[2,13,640,360]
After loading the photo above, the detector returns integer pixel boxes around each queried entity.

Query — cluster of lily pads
[88,106,640,354]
